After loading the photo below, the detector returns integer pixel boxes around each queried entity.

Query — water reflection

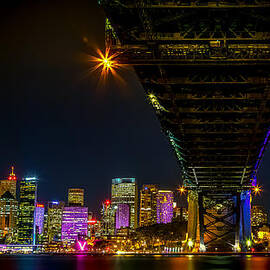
[0,255,269,270]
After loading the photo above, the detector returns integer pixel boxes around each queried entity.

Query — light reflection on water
[0,255,269,270]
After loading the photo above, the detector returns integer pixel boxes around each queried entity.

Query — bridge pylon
[187,188,251,252]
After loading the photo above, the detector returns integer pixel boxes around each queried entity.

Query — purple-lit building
[35,203,45,235]
[115,204,129,230]
[61,207,88,245]
[157,190,174,224]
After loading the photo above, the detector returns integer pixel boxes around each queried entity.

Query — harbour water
[0,255,269,270]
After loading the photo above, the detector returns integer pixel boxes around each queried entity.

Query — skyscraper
[251,205,268,227]
[61,206,88,245]
[111,178,138,230]
[115,204,130,230]
[17,177,38,245]
[139,184,158,227]
[100,200,115,236]
[0,167,17,198]
[157,190,174,224]
[47,201,65,243]
[0,191,18,243]
[35,203,45,235]
[68,188,84,206]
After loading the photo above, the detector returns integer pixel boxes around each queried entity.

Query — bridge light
[147,92,168,112]
[177,185,186,195]
[91,48,119,74]
[246,239,252,248]
[199,243,206,252]
[187,239,194,248]
[253,185,262,195]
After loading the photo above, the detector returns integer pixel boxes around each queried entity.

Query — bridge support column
[187,190,199,251]
[198,192,205,252]
[240,191,252,251]
[235,192,241,252]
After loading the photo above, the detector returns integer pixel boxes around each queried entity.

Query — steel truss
[100,0,270,250]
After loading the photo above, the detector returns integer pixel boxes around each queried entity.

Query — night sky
[1,0,269,215]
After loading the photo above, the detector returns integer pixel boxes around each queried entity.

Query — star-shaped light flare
[252,185,262,195]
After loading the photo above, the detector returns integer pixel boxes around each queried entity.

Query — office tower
[139,184,158,227]
[111,178,138,230]
[0,167,17,198]
[68,188,84,206]
[115,204,129,230]
[88,218,101,238]
[47,201,65,243]
[0,191,18,243]
[251,205,268,227]
[61,206,88,245]
[40,212,48,246]
[100,200,115,236]
[157,190,174,224]
[35,203,45,235]
[173,206,188,222]
[17,177,38,244]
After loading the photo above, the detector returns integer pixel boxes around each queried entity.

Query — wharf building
[139,184,158,227]
[17,177,38,245]
[68,188,84,206]
[157,190,174,224]
[111,178,138,230]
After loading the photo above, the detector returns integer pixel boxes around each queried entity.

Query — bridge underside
[100,0,270,251]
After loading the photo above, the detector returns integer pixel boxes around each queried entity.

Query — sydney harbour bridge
[98,0,270,251]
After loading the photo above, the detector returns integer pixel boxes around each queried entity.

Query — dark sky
[1,0,269,215]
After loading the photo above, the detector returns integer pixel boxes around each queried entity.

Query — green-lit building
[17,177,38,244]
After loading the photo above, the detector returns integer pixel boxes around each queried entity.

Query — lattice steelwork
[99,0,270,251]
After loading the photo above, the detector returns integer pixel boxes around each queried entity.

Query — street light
[187,239,194,249]
[246,239,252,248]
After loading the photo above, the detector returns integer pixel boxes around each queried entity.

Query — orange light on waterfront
[253,185,262,195]
[177,185,186,195]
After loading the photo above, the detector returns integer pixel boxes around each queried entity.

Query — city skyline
[1,0,270,215]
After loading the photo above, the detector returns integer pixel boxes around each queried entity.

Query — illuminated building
[251,205,268,227]
[100,200,115,236]
[115,203,129,230]
[47,201,65,243]
[111,178,138,230]
[157,190,174,224]
[61,206,88,244]
[40,212,48,246]
[139,184,158,227]
[34,203,44,235]
[257,225,270,242]
[68,188,84,206]
[0,191,18,243]
[0,167,17,198]
[173,206,188,222]
[88,219,101,238]
[17,177,38,245]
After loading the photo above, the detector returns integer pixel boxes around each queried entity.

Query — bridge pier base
[187,189,251,252]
